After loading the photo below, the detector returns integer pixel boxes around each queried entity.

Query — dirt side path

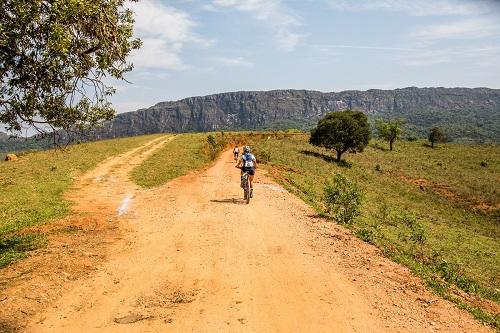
[0,135,172,333]
[24,149,493,333]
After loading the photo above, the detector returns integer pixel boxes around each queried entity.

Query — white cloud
[411,17,500,41]
[314,44,416,51]
[399,45,500,66]
[112,100,153,113]
[327,0,497,16]
[209,0,302,51]
[127,0,211,70]
[218,57,254,66]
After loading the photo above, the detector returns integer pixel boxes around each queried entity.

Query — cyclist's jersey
[241,153,256,168]
[233,147,239,153]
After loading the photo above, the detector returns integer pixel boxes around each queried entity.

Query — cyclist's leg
[249,168,255,188]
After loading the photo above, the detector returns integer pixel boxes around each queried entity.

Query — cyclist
[233,145,239,161]
[236,146,257,197]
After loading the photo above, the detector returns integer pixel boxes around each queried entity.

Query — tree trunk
[336,150,342,161]
[431,140,434,148]
[389,139,394,151]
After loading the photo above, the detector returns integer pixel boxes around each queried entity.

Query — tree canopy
[309,110,371,161]
[0,0,141,138]
[375,118,404,151]
[428,127,446,148]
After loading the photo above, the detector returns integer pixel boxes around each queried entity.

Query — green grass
[0,134,160,267]
[131,133,213,188]
[252,135,500,328]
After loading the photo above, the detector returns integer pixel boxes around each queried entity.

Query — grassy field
[0,134,161,267]
[1,130,498,327]
[248,134,499,327]
[130,133,214,188]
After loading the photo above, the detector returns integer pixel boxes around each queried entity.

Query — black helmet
[243,146,251,153]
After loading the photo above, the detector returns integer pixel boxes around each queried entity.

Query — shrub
[206,134,220,160]
[375,164,382,172]
[480,160,488,167]
[323,173,363,224]
[395,211,427,259]
[376,198,391,224]
[437,261,478,293]
[356,228,375,244]
[259,149,271,163]
[406,135,418,142]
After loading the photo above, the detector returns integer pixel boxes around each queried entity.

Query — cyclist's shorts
[242,167,255,176]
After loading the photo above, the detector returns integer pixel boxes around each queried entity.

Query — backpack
[242,153,254,167]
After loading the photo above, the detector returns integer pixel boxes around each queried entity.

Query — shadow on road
[210,198,246,205]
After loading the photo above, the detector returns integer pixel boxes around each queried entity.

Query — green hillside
[247,134,499,327]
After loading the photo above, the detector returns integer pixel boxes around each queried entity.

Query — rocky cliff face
[97,87,500,142]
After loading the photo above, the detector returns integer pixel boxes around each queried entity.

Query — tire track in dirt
[24,149,494,333]
[0,135,172,333]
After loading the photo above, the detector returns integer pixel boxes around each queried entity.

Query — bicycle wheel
[245,179,250,204]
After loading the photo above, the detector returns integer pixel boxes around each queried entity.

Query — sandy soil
[1,138,494,332]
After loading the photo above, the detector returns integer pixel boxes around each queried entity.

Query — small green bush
[323,173,363,224]
[406,136,418,142]
[259,149,271,163]
[437,261,478,293]
[480,160,488,167]
[356,228,375,244]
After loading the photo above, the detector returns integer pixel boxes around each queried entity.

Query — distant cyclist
[236,146,257,197]
[233,145,239,161]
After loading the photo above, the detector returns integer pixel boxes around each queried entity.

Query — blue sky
[111,0,500,113]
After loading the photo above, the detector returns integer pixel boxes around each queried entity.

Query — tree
[309,110,371,161]
[428,127,446,148]
[375,119,404,151]
[0,0,141,139]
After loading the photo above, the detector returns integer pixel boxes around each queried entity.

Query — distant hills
[96,87,500,143]
[2,87,499,152]
[0,132,50,153]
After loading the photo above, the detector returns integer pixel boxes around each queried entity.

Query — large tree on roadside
[0,0,141,139]
[375,118,404,151]
[309,110,371,162]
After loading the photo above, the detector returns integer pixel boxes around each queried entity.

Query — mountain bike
[238,167,252,204]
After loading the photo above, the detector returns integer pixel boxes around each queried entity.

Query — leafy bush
[480,160,488,167]
[395,211,427,259]
[259,149,271,163]
[323,173,363,224]
[356,228,375,244]
[406,135,418,142]
[437,261,478,293]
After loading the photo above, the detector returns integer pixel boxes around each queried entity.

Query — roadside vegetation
[251,134,499,328]
[0,134,160,267]
[130,131,285,188]
[130,133,213,188]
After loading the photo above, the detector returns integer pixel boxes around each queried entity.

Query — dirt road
[24,141,493,332]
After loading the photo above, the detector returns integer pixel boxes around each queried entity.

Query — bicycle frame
[241,171,251,204]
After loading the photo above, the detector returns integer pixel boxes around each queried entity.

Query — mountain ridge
[95,87,500,142]
[2,87,499,153]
